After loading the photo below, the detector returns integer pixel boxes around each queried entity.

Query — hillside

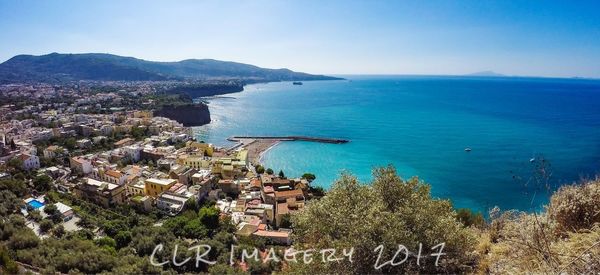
[0,53,342,84]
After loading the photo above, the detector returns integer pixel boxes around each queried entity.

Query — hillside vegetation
[0,53,342,84]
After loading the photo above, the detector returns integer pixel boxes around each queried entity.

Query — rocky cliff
[153,103,211,126]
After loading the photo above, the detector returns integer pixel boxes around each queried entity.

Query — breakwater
[228,136,349,144]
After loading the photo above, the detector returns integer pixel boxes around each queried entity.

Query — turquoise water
[196,76,600,212]
[28,199,45,209]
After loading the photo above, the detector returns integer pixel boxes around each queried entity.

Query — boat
[530,158,536,162]
[464,148,472,152]
[292,81,303,85]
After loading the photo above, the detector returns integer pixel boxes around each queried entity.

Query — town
[0,82,323,273]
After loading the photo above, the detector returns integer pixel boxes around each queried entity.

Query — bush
[39,219,54,233]
[292,166,477,274]
[547,179,600,232]
[456,208,486,228]
[302,173,316,182]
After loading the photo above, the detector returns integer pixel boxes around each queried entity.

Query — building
[18,153,40,170]
[74,178,126,208]
[101,169,127,185]
[130,195,153,212]
[70,156,93,175]
[169,165,197,185]
[54,202,74,221]
[123,145,142,162]
[144,178,177,197]
[252,230,291,245]
[127,180,146,197]
[156,192,194,215]
[43,145,66,159]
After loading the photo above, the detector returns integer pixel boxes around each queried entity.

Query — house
[156,192,194,215]
[274,189,305,227]
[54,202,74,221]
[18,153,40,170]
[252,230,291,245]
[169,165,197,185]
[76,139,92,149]
[74,178,126,208]
[144,178,177,197]
[114,138,135,147]
[130,195,153,212]
[217,179,241,196]
[127,180,146,197]
[181,155,211,170]
[123,145,142,162]
[101,169,127,185]
[70,156,92,175]
[43,145,66,159]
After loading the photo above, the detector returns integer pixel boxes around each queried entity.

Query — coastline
[257,140,280,165]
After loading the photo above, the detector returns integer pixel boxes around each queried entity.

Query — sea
[195,75,600,212]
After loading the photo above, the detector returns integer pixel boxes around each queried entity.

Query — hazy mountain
[466,70,505,77]
[0,53,342,84]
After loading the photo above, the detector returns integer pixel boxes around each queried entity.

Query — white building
[19,153,40,170]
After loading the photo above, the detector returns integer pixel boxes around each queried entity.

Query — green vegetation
[291,166,477,274]
[456,208,486,228]
[301,173,316,182]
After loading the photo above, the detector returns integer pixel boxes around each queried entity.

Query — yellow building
[186,141,214,156]
[144,178,177,197]
[133,110,153,119]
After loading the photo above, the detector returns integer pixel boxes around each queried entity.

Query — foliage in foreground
[290,166,478,274]
[478,179,600,274]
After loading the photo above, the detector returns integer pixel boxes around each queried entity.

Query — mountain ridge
[0,52,342,84]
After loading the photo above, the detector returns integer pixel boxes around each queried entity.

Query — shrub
[39,219,54,233]
[456,208,486,228]
[292,166,477,274]
[547,179,600,232]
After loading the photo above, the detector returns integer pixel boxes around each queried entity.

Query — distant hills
[0,53,341,84]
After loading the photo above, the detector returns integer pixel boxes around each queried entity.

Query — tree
[114,231,132,249]
[0,190,23,216]
[301,173,316,182]
[39,219,54,233]
[255,165,265,174]
[43,204,58,216]
[266,168,274,175]
[198,206,220,230]
[278,170,285,178]
[279,214,292,228]
[52,224,65,238]
[6,158,23,172]
[291,166,477,274]
[0,245,19,274]
[33,174,53,192]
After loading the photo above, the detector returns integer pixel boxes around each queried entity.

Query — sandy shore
[230,138,280,166]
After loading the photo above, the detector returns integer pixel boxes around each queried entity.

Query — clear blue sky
[1,0,599,77]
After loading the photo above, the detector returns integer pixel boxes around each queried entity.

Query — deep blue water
[196,76,600,212]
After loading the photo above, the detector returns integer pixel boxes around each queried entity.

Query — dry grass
[476,180,600,274]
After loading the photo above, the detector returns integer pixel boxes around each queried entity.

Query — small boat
[292,81,303,85]
[530,158,535,162]
[464,148,472,152]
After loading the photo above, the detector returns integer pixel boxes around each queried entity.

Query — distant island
[466,70,506,77]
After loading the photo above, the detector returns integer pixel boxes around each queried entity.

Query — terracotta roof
[274,189,304,199]
[105,170,123,178]
[250,178,262,188]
